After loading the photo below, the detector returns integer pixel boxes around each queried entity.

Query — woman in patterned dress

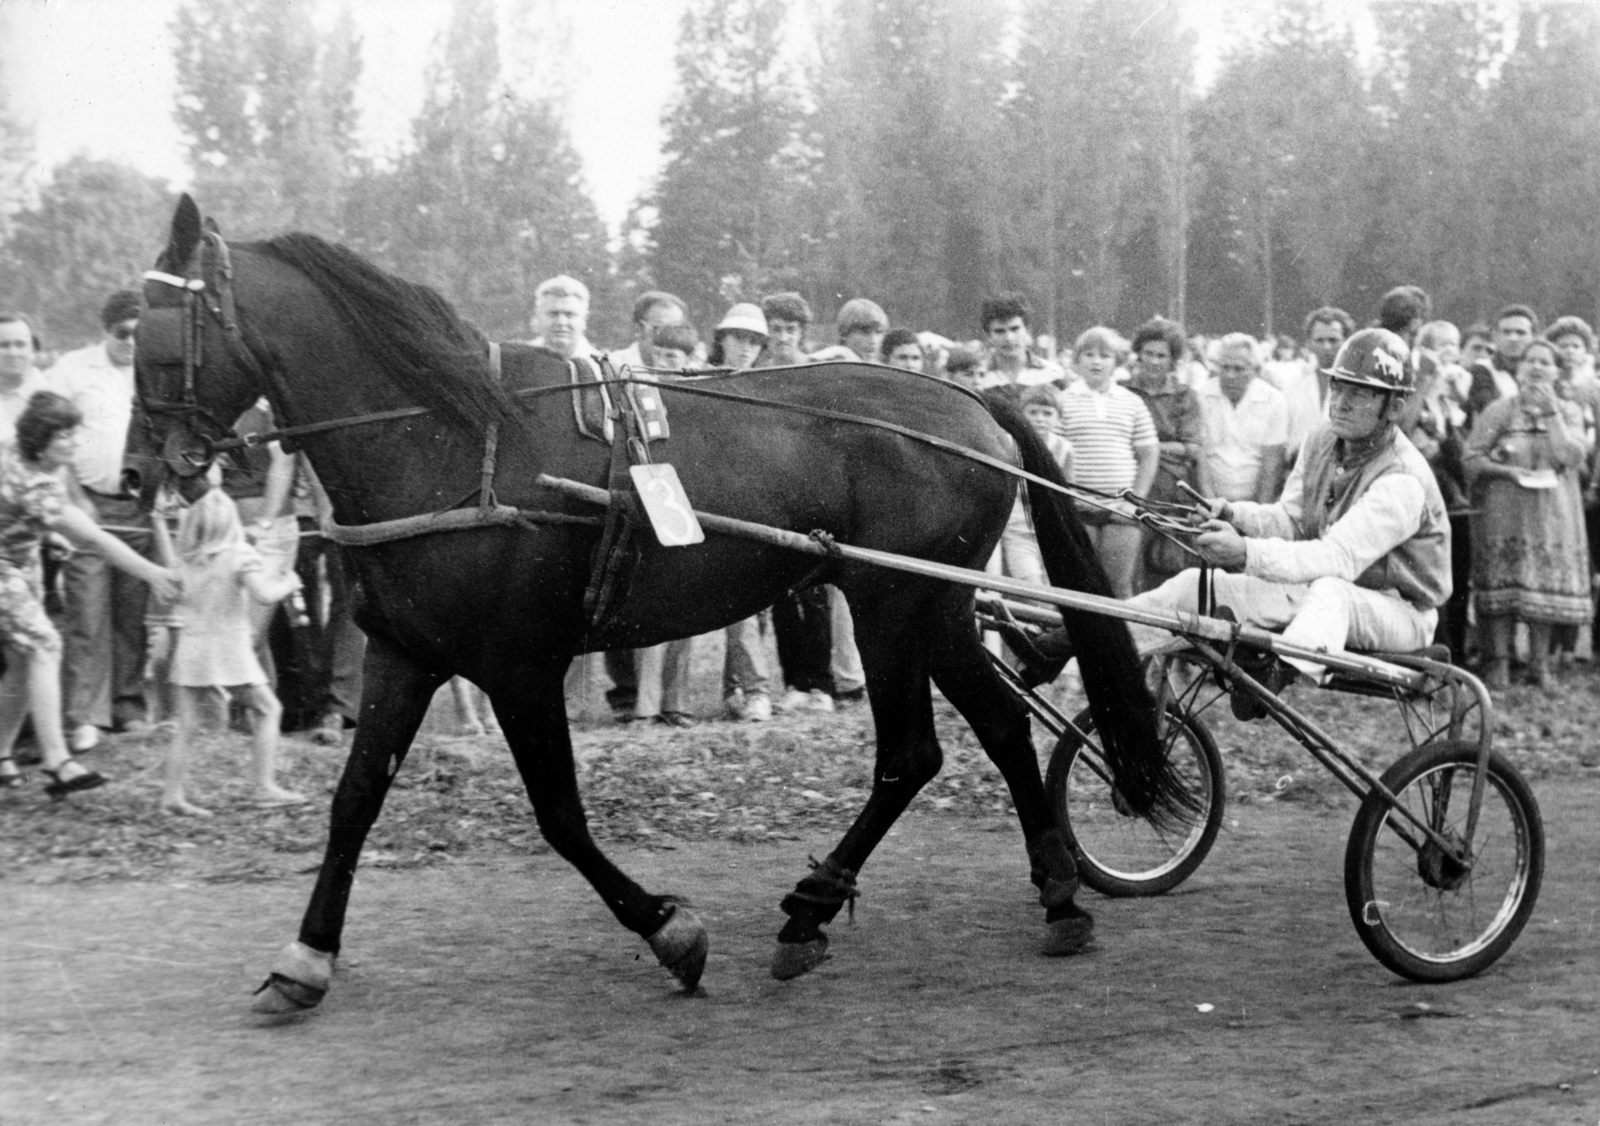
[1463,339,1593,688]
[0,393,178,797]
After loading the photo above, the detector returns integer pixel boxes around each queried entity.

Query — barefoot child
[158,486,305,816]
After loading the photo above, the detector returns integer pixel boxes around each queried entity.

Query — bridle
[139,221,284,477]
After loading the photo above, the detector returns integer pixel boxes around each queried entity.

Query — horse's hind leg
[495,664,708,992]
[927,591,1093,957]
[773,589,944,979]
[252,636,447,1013]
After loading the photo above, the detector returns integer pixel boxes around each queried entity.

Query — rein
[143,233,1202,553]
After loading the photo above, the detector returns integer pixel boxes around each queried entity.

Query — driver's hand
[1187,496,1233,526]
[1195,520,1248,570]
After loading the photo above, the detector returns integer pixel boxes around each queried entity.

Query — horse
[133,195,1186,1011]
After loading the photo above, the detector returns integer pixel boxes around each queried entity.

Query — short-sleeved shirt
[1058,381,1158,495]
[0,452,66,570]
[1198,376,1290,502]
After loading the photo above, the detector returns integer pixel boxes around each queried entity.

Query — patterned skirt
[1471,472,1594,624]
[0,560,61,654]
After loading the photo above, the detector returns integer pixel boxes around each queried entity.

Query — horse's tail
[981,390,1195,827]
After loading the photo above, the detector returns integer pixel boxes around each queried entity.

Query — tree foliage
[0,157,174,349]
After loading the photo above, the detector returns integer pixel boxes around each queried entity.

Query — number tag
[630,463,704,547]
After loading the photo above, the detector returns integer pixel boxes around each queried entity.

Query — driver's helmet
[1326,328,1414,395]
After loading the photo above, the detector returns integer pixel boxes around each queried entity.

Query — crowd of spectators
[3,274,1593,806]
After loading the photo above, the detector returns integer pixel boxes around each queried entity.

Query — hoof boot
[250,941,332,1012]
[770,937,829,980]
[1041,915,1096,957]
[647,906,708,992]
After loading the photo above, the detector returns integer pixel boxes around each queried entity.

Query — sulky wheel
[1343,740,1544,982]
[1045,702,1224,897]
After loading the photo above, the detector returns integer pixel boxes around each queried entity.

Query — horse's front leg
[497,664,708,993]
[773,593,943,980]
[252,636,447,1013]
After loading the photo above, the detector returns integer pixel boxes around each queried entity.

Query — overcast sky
[0,0,687,235]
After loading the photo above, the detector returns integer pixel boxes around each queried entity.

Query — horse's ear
[166,194,203,268]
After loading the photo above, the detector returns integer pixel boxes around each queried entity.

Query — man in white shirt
[608,291,687,371]
[46,291,151,744]
[973,294,1066,390]
[1198,334,1289,504]
[529,275,597,361]
[1271,306,1353,464]
[0,312,47,451]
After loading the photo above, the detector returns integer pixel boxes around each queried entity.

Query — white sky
[0,0,688,236]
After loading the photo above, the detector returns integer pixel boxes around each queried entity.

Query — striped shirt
[1059,381,1158,494]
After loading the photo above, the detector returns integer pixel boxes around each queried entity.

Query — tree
[353,0,611,342]
[639,0,815,324]
[1007,0,1194,335]
[171,0,362,237]
[0,157,174,349]
[0,51,35,242]
[1190,0,1376,336]
[806,0,1006,333]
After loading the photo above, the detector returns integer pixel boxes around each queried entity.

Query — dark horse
[134,196,1183,1010]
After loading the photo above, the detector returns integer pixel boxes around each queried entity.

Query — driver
[1022,328,1452,714]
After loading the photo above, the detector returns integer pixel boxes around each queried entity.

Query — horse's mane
[249,233,521,433]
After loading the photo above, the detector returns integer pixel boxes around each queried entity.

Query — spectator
[879,328,924,372]
[1058,326,1158,598]
[975,294,1066,389]
[755,295,834,714]
[601,290,688,719]
[1463,338,1592,688]
[760,293,813,367]
[1126,317,1207,589]
[1417,320,1472,407]
[0,313,47,451]
[943,346,983,390]
[629,323,701,726]
[159,485,306,817]
[47,290,152,748]
[1546,316,1600,664]
[528,275,596,360]
[610,291,687,371]
[709,304,774,721]
[811,298,887,364]
[806,300,876,703]
[1461,323,1494,367]
[1377,284,1432,347]
[1466,305,1538,420]
[993,384,1074,587]
[1274,306,1354,464]
[0,392,178,797]
[1198,333,1290,505]
[297,462,364,747]
[1404,350,1472,660]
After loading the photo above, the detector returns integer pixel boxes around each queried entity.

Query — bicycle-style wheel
[1045,703,1224,897]
[1344,741,1543,982]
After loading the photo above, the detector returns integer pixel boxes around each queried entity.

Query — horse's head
[133,195,271,503]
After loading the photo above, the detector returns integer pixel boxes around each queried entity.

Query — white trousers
[1129,569,1438,682]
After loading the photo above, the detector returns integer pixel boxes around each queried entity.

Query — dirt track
[2,775,1598,1126]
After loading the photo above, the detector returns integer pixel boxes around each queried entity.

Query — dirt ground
[3,770,1598,1126]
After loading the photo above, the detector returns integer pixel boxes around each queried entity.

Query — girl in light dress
[157,485,306,817]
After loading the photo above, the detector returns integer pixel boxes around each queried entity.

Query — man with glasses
[46,290,152,747]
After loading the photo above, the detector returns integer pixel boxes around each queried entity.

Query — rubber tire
[1343,741,1544,983]
[1045,703,1225,897]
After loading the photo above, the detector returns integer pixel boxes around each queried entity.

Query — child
[158,486,306,816]
[997,385,1074,587]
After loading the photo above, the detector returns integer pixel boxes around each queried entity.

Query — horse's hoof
[770,937,829,980]
[250,941,333,1013]
[1041,915,1096,957]
[647,906,708,992]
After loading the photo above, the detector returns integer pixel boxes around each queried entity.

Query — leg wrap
[779,854,859,924]
[1027,828,1080,909]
